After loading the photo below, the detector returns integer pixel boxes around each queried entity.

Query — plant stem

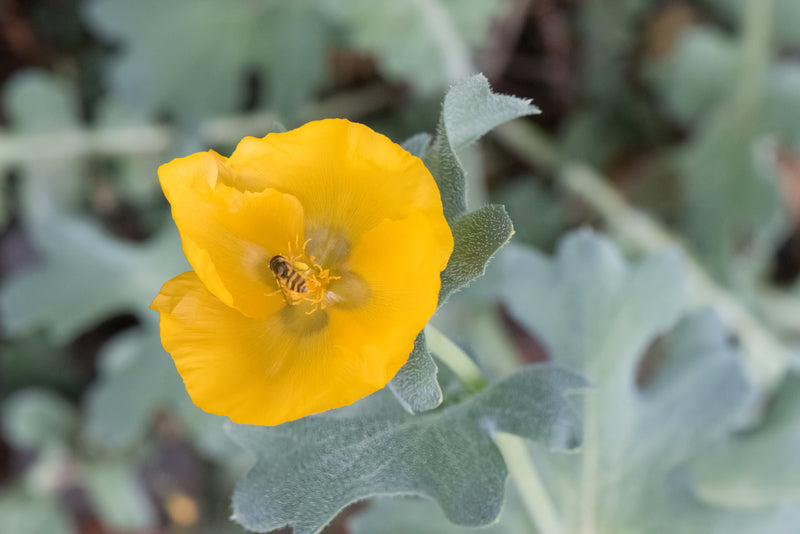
[425,325,564,534]
[733,0,772,121]
[424,325,486,393]
[0,83,398,171]
[494,432,564,534]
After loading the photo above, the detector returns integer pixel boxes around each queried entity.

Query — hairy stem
[425,325,486,393]
[426,324,564,534]
[495,432,564,534]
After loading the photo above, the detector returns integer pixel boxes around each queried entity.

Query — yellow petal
[227,119,445,245]
[158,152,304,319]
[152,271,415,426]
[153,120,455,425]
[327,213,452,386]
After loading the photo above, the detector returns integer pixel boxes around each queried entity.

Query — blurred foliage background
[2,0,800,533]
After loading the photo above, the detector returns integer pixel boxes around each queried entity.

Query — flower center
[269,238,339,314]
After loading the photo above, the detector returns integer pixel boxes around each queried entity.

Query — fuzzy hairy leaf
[349,490,532,534]
[424,74,540,223]
[644,28,737,125]
[84,327,183,449]
[387,331,442,413]
[401,132,432,158]
[692,374,800,508]
[323,0,513,95]
[424,75,533,307]
[0,491,74,534]
[81,461,157,531]
[83,326,235,463]
[439,204,513,303]
[2,389,77,451]
[1,71,84,212]
[2,70,80,133]
[0,218,186,343]
[702,0,800,48]
[501,231,800,533]
[228,364,584,534]
[646,25,794,289]
[389,77,536,409]
[85,0,328,121]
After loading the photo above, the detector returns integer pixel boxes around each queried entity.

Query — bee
[269,255,308,295]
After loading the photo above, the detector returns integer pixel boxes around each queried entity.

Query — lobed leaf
[2,389,77,451]
[501,230,800,533]
[83,327,183,449]
[702,0,800,48]
[81,461,157,531]
[423,74,540,223]
[348,491,532,534]
[322,0,514,95]
[439,204,513,304]
[0,217,187,344]
[85,0,328,122]
[645,24,796,286]
[83,326,234,463]
[2,70,80,133]
[387,331,442,413]
[389,77,538,410]
[644,28,737,126]
[401,132,432,158]
[228,364,584,534]
[692,374,800,508]
[0,491,74,534]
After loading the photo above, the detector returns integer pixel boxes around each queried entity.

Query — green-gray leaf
[228,364,584,534]
[85,0,328,122]
[387,331,442,413]
[322,0,514,95]
[0,490,74,534]
[3,70,80,133]
[81,460,157,530]
[692,374,800,508]
[2,389,77,451]
[701,0,800,48]
[83,327,183,449]
[645,25,790,282]
[439,204,513,304]
[401,132,432,158]
[424,74,540,223]
[501,231,799,533]
[644,27,737,126]
[83,326,235,464]
[349,489,532,534]
[0,216,187,343]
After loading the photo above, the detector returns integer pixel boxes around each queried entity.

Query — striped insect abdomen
[269,255,308,293]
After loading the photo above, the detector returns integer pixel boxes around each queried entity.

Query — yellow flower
[151,119,453,426]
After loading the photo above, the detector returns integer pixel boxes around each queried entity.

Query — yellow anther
[292,260,310,271]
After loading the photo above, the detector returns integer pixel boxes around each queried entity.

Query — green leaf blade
[498,230,798,533]
[387,331,442,413]
[228,364,583,534]
[439,204,514,304]
[424,74,540,223]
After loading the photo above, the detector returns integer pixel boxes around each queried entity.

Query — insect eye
[292,260,310,271]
